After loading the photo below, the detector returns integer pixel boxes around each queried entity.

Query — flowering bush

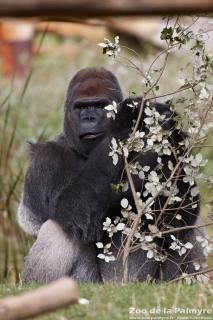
[96,18,213,284]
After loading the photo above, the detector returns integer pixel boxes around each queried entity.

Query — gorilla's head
[63,67,123,155]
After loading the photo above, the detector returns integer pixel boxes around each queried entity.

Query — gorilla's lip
[80,132,104,140]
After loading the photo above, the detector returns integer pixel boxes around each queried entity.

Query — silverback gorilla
[18,67,204,283]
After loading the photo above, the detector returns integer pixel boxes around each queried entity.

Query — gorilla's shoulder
[27,141,69,165]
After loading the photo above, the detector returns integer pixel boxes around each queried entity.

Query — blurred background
[0,17,212,283]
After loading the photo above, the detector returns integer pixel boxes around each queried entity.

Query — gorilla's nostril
[83,116,96,121]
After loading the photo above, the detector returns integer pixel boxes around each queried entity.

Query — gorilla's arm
[22,138,122,242]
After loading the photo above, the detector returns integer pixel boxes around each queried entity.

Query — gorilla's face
[63,68,123,155]
[72,97,110,140]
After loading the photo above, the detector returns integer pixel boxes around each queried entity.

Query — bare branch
[168,268,213,283]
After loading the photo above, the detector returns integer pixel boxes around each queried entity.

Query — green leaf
[160,27,173,41]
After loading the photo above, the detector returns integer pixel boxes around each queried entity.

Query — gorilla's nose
[82,114,96,122]
[81,109,98,123]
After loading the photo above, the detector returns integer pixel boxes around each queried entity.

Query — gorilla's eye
[74,99,110,111]
[83,105,103,110]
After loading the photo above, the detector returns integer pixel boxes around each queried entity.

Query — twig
[168,268,213,284]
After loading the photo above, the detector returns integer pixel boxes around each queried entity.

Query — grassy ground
[0,283,213,319]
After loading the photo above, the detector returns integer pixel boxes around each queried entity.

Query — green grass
[0,283,213,319]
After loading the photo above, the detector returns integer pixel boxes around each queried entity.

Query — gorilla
[18,67,204,283]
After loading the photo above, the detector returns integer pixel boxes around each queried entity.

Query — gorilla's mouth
[80,132,104,140]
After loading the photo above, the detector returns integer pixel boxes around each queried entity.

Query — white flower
[96,242,104,249]
[114,216,120,225]
[122,146,129,157]
[145,213,153,220]
[147,138,154,146]
[124,131,145,153]
[111,137,117,149]
[102,217,117,238]
[183,167,195,186]
[109,137,121,166]
[183,154,207,186]
[148,224,159,234]
[142,75,154,87]
[98,36,120,57]
[185,242,193,249]
[104,255,116,263]
[112,153,118,165]
[147,250,154,259]
[168,160,174,171]
[157,157,162,163]
[97,242,116,263]
[148,171,159,184]
[175,214,182,220]
[121,182,128,192]
[135,131,145,138]
[190,186,199,197]
[98,253,115,263]
[169,235,193,256]
[116,223,125,231]
[103,217,111,228]
[143,166,150,172]
[196,236,212,257]
[192,204,198,208]
[196,274,209,284]
[191,153,203,167]
[182,273,194,285]
[144,107,153,116]
[193,262,201,271]
[97,253,106,260]
[168,196,182,205]
[127,100,138,109]
[144,117,154,125]
[121,198,129,208]
[105,101,118,120]
[199,87,209,100]
[140,236,166,262]
[139,171,145,179]
[104,243,111,251]
[145,235,153,242]
[162,139,171,155]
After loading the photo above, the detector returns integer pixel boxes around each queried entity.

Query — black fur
[19,67,204,283]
